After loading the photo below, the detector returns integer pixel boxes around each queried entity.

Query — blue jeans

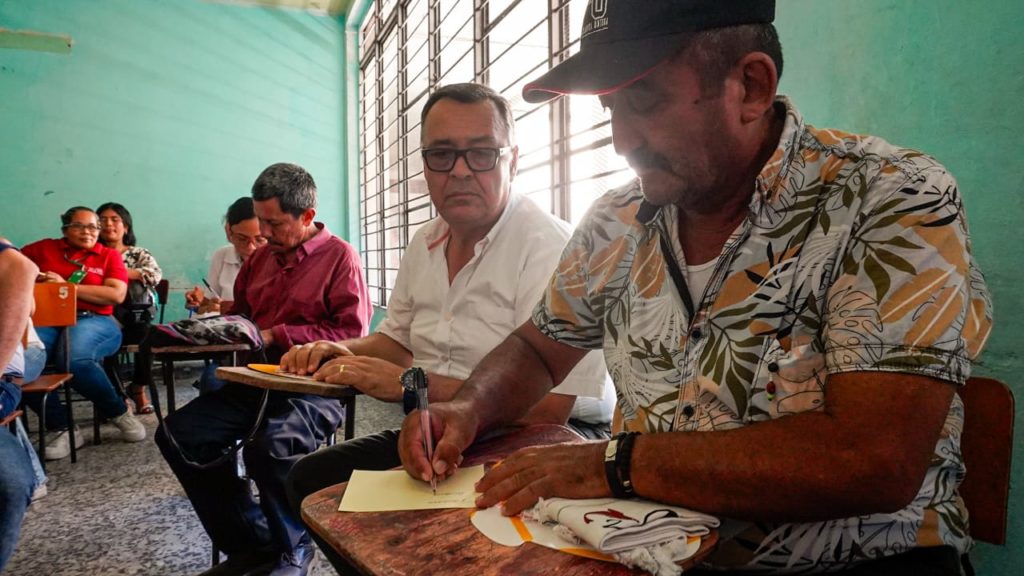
[25,314,125,429]
[155,384,344,556]
[12,347,47,490]
[0,427,33,571]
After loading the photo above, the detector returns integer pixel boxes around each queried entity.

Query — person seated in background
[97,201,162,414]
[155,163,372,576]
[21,207,146,460]
[399,2,993,574]
[281,83,611,573]
[0,238,40,571]
[185,196,267,315]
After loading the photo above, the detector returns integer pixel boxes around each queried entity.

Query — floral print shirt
[121,245,162,288]
[532,98,992,572]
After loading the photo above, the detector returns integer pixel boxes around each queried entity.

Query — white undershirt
[683,259,717,310]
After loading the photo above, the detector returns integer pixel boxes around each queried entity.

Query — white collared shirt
[377,193,612,420]
[207,245,244,301]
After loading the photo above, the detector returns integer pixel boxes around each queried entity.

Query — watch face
[401,368,419,392]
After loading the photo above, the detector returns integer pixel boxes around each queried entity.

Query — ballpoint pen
[415,370,437,494]
[201,278,221,300]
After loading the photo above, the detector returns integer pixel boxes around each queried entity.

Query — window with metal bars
[359,0,632,307]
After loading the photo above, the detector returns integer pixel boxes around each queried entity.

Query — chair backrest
[155,278,169,323]
[960,376,1015,545]
[31,283,78,328]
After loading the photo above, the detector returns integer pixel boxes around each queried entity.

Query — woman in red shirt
[21,206,146,460]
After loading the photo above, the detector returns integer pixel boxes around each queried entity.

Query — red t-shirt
[22,238,128,315]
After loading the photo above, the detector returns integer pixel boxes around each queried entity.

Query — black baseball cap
[523,0,776,103]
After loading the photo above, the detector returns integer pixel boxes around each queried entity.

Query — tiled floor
[5,361,404,576]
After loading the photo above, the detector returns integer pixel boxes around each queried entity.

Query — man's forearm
[454,331,557,433]
[627,372,953,523]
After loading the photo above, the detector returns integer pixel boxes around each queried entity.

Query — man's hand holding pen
[399,398,475,490]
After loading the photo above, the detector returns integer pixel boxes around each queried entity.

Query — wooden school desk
[301,424,718,575]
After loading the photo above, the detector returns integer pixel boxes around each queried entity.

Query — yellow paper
[247,363,318,382]
[339,465,486,512]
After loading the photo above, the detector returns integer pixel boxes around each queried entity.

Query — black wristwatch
[401,367,427,415]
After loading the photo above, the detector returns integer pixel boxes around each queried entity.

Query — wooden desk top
[216,366,357,399]
[302,424,717,575]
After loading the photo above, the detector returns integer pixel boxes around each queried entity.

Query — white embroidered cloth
[526,497,720,575]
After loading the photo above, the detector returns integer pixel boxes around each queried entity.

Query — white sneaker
[31,483,48,501]
[111,410,146,442]
[43,426,84,461]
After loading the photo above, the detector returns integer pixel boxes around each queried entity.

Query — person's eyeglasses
[229,233,268,247]
[62,223,100,233]
[421,147,512,173]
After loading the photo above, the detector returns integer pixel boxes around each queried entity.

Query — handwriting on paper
[338,464,486,512]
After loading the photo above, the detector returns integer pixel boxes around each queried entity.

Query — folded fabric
[154,314,263,349]
[525,497,719,576]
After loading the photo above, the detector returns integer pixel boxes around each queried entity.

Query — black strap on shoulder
[659,234,696,321]
[636,199,696,322]
[143,335,271,470]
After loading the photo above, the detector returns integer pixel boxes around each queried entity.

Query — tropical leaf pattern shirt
[532,98,992,572]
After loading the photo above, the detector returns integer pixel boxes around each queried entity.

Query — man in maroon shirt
[155,163,371,576]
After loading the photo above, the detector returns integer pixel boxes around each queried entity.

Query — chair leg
[64,384,78,463]
[162,360,176,414]
[38,391,49,472]
[344,397,356,441]
[93,404,102,446]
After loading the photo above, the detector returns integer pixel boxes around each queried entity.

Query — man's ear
[300,208,316,226]
[735,52,778,124]
[224,223,232,241]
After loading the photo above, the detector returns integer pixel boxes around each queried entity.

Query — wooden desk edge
[215,366,356,399]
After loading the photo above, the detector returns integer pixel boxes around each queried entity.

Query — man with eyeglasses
[155,163,372,576]
[398,1,992,574]
[279,82,612,574]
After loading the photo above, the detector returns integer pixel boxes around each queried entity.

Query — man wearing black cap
[399,0,992,574]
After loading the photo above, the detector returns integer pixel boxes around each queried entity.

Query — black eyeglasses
[62,223,100,233]
[421,146,512,172]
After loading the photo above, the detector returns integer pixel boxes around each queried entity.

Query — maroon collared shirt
[231,223,371,356]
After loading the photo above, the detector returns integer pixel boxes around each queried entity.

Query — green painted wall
[775,0,1023,571]
[0,0,349,319]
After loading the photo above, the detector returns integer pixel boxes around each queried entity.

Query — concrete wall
[0,0,349,319]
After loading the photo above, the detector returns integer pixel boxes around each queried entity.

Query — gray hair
[683,23,784,96]
[251,163,317,216]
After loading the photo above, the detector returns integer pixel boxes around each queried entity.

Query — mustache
[626,149,672,172]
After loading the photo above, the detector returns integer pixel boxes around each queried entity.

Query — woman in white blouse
[186,197,267,314]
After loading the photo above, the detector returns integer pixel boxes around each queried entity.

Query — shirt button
[690,328,703,340]
[682,405,695,419]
